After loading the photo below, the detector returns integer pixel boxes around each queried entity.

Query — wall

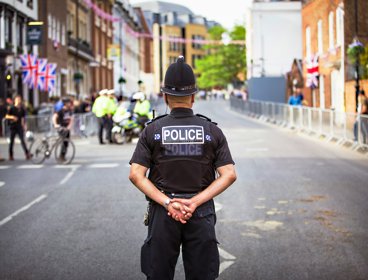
[248,76,287,103]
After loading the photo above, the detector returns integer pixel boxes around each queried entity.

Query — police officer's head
[161,56,197,107]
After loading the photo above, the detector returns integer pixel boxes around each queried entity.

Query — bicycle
[29,129,76,165]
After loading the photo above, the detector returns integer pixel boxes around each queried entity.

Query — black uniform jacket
[130,108,234,194]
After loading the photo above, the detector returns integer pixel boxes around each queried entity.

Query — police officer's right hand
[167,202,192,224]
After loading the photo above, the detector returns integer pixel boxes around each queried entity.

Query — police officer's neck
[169,103,193,110]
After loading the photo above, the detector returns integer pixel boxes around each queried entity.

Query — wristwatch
[164,198,171,209]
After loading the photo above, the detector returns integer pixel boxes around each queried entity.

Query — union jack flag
[306,55,319,89]
[20,54,38,86]
[43,63,57,92]
[33,58,48,90]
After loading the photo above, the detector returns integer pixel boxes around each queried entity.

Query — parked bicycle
[29,129,75,165]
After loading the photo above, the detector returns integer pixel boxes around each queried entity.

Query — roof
[133,1,194,15]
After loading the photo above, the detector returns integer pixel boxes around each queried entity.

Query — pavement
[1,99,368,280]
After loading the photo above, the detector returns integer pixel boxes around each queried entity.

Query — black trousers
[58,129,70,156]
[141,199,219,280]
[9,126,29,157]
[97,116,106,143]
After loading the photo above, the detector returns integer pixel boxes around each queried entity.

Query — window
[336,7,343,46]
[27,0,33,9]
[192,35,204,49]
[57,20,60,43]
[317,20,323,54]
[61,24,65,45]
[48,14,52,39]
[328,12,334,49]
[305,26,311,58]
[319,75,325,109]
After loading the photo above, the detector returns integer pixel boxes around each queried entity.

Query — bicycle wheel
[54,138,75,165]
[29,139,47,164]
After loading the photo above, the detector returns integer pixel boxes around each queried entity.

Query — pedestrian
[106,89,118,144]
[360,90,368,144]
[288,88,302,106]
[92,89,109,144]
[353,90,367,143]
[0,98,7,137]
[5,95,32,160]
[129,56,237,280]
[132,91,153,127]
[52,98,73,162]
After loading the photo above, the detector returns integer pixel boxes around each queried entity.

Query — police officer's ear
[165,94,168,105]
[191,95,194,104]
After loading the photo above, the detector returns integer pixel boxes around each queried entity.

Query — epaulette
[146,114,168,125]
[196,113,217,125]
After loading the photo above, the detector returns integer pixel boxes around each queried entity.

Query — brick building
[91,0,114,96]
[302,0,368,112]
[38,0,68,101]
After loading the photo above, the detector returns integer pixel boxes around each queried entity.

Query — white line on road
[0,165,11,169]
[54,164,81,169]
[219,261,235,275]
[88,163,119,168]
[17,165,43,169]
[218,247,236,260]
[0,194,47,227]
[246,148,269,152]
[59,166,79,185]
[0,181,4,188]
[214,201,223,212]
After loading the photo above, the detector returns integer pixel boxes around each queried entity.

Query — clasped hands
[167,198,197,224]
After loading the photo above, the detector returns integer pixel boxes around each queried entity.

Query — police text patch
[162,126,204,144]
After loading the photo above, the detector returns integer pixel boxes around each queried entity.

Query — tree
[195,25,246,89]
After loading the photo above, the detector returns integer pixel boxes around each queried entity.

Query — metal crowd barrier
[1,112,98,139]
[230,97,368,150]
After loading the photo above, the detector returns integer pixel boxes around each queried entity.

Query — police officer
[92,89,109,144]
[129,56,236,280]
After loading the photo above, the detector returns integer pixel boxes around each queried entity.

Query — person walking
[129,56,237,280]
[5,95,31,160]
[92,89,109,144]
[106,89,117,144]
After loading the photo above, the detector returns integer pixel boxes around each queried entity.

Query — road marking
[0,194,47,227]
[246,148,269,152]
[54,164,81,169]
[214,201,237,275]
[219,261,235,275]
[88,163,119,168]
[0,165,11,170]
[60,166,79,185]
[17,165,43,169]
[218,247,236,260]
[214,201,223,212]
[0,182,4,188]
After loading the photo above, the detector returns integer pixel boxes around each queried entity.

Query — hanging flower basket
[73,72,84,81]
[118,77,126,84]
[347,39,365,63]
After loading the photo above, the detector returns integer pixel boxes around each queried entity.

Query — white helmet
[99,89,108,95]
[25,131,34,142]
[108,89,115,95]
[132,91,145,101]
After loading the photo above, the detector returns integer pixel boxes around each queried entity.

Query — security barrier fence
[2,112,98,139]
[230,97,368,150]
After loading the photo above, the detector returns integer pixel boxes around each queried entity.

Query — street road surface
[1,99,368,280]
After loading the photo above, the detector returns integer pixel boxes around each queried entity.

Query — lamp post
[353,0,360,112]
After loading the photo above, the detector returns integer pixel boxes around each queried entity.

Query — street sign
[27,22,43,45]
[107,44,120,60]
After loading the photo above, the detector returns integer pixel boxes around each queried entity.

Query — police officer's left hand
[170,199,197,220]
[167,202,192,224]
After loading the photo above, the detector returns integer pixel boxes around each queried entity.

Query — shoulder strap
[146,114,168,126]
[195,113,217,125]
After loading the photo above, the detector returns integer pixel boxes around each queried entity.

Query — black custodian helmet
[161,56,198,96]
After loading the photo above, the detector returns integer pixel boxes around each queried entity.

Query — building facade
[38,0,68,102]
[91,0,114,96]
[302,0,368,113]
[0,0,38,105]
[134,1,214,94]
[66,0,94,99]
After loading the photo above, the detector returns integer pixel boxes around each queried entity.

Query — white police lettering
[162,126,204,144]
[164,144,203,156]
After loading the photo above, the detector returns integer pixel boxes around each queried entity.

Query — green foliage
[195,25,246,89]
